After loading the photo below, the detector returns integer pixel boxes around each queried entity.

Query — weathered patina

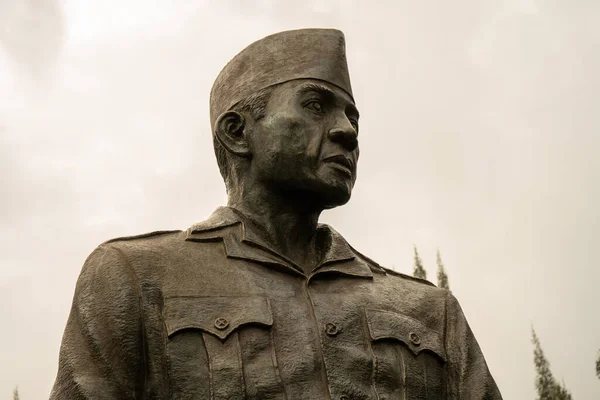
[51,29,502,399]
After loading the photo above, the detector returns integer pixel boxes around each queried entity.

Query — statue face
[248,79,360,209]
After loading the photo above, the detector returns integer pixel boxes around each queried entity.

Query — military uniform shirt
[51,207,502,399]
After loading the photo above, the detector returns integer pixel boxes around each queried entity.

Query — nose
[328,121,358,152]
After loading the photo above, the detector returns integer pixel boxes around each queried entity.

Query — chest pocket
[366,309,447,400]
[164,296,284,400]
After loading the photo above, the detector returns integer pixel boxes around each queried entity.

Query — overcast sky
[1,0,599,398]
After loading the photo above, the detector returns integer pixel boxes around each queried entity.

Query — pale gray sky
[1,0,599,398]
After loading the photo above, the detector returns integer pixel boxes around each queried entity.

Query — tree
[436,249,450,290]
[532,328,555,399]
[554,382,573,400]
[13,386,19,400]
[532,327,573,400]
[412,246,427,280]
[596,350,600,379]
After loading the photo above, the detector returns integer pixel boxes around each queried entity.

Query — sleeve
[444,291,503,399]
[50,244,145,400]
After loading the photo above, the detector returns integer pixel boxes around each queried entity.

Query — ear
[214,111,251,157]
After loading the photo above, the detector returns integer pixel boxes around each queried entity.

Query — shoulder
[378,265,437,287]
[73,230,181,293]
[77,230,184,279]
[99,229,184,255]
[376,265,444,303]
[102,229,183,246]
[349,243,437,288]
[349,245,449,330]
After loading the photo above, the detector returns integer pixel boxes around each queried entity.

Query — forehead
[272,79,355,106]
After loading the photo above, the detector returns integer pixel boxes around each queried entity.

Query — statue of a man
[51,29,502,399]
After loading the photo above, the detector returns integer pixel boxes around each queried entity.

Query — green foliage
[554,382,573,400]
[532,328,573,400]
[532,328,555,399]
[412,245,427,280]
[436,249,450,290]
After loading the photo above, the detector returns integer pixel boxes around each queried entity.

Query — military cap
[210,28,354,131]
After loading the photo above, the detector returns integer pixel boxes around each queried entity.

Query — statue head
[210,29,359,210]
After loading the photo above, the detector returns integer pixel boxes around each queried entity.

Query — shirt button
[409,331,421,345]
[214,317,229,330]
[325,322,340,336]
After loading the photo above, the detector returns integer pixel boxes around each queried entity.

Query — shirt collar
[186,206,377,279]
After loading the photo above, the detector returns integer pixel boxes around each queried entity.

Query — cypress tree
[532,328,555,399]
[532,327,573,399]
[13,387,19,400]
[412,246,427,280]
[554,382,573,400]
[436,249,450,290]
[596,350,599,379]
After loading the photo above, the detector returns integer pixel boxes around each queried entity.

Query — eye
[304,99,324,113]
[349,118,359,131]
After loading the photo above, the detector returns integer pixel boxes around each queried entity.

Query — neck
[227,182,323,272]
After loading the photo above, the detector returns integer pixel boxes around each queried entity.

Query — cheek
[265,114,313,157]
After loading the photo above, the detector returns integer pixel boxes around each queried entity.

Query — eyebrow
[298,82,360,119]
[298,82,335,99]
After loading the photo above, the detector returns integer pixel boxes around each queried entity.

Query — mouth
[322,155,355,176]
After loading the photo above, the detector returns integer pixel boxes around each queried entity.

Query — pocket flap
[164,296,273,340]
[365,309,446,361]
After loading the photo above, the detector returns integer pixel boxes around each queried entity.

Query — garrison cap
[210,28,354,131]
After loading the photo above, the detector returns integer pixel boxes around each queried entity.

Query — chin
[320,185,353,209]
[277,175,354,210]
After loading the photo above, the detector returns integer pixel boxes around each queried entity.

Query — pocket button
[214,317,230,330]
[325,322,340,336]
[409,331,421,346]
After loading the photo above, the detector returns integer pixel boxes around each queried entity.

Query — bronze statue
[51,29,502,399]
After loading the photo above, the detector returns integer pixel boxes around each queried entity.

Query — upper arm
[444,291,503,399]
[50,244,145,399]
